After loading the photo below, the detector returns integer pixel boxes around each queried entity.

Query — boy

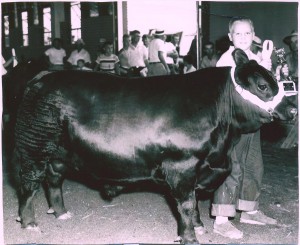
[94,41,120,75]
[212,16,275,240]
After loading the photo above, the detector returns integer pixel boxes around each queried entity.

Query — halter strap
[230,67,285,112]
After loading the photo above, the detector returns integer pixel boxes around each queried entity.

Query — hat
[154,29,165,36]
[283,30,298,45]
[75,38,85,45]
[252,36,262,48]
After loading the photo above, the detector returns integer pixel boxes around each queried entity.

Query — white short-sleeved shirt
[2,56,7,75]
[149,38,165,63]
[67,48,91,66]
[164,42,177,64]
[129,44,148,67]
[45,47,66,65]
[216,46,261,67]
[183,66,196,74]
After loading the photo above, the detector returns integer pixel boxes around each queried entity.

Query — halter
[230,66,285,117]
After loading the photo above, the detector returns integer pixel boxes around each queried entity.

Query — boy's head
[122,34,131,48]
[228,16,255,52]
[103,41,114,56]
[77,59,85,68]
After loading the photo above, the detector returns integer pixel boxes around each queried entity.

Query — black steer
[14,49,296,243]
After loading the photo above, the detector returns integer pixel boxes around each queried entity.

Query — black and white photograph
[1,1,298,244]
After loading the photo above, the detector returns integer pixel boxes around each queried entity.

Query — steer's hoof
[58,211,73,220]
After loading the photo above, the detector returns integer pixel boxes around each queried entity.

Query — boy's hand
[259,58,272,71]
[280,64,289,77]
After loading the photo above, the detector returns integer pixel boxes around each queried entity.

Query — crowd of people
[1,16,298,241]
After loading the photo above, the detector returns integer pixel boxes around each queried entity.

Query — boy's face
[104,45,113,55]
[228,21,254,51]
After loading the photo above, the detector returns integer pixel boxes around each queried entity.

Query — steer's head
[233,48,278,102]
[231,48,297,123]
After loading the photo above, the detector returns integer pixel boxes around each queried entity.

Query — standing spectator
[148,29,170,76]
[44,38,66,71]
[94,41,120,75]
[118,34,131,76]
[211,16,275,240]
[67,39,91,69]
[171,33,180,56]
[142,34,151,48]
[200,41,219,68]
[128,30,149,77]
[183,54,196,74]
[283,30,298,82]
[164,35,179,74]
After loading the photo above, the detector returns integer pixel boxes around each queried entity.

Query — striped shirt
[95,54,119,74]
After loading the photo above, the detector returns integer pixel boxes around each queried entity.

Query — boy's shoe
[213,221,243,239]
[240,210,277,225]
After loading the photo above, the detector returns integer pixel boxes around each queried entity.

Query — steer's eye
[258,84,268,91]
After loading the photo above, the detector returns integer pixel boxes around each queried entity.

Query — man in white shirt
[44,38,66,71]
[148,29,170,76]
[128,30,149,77]
[67,39,91,69]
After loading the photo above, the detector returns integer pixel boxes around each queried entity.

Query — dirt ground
[2,122,298,245]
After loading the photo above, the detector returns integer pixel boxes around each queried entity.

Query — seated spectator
[76,59,92,71]
[118,34,131,77]
[200,41,219,68]
[67,39,91,69]
[183,54,196,74]
[44,38,66,71]
[94,41,120,74]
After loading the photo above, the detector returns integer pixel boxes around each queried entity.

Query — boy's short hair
[103,41,113,48]
[229,16,254,33]
[77,59,85,64]
[123,34,130,40]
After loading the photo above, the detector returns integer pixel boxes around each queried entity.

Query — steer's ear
[232,48,249,66]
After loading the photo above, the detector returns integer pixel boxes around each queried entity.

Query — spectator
[283,30,298,81]
[164,35,179,74]
[183,54,196,73]
[148,29,170,76]
[187,36,197,68]
[67,39,91,69]
[44,38,66,71]
[118,34,131,77]
[142,34,151,48]
[128,30,149,77]
[76,59,92,71]
[94,41,120,75]
[212,16,276,240]
[200,41,219,68]
[171,33,180,56]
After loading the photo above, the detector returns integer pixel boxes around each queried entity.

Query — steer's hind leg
[19,185,40,229]
[45,161,71,219]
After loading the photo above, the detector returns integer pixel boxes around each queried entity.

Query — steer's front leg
[162,157,200,243]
